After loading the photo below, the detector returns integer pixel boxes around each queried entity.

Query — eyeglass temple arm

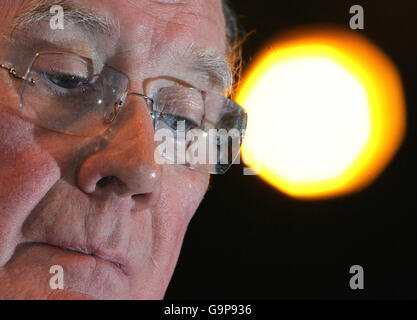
[0,64,35,84]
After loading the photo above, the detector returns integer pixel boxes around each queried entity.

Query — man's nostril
[132,192,149,199]
[97,176,121,188]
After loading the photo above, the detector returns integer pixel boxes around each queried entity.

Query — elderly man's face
[0,0,227,299]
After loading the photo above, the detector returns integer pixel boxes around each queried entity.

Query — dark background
[166,0,417,299]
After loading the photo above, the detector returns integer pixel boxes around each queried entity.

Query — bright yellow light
[237,28,406,199]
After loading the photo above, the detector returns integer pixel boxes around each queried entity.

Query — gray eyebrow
[12,0,118,36]
[188,46,232,95]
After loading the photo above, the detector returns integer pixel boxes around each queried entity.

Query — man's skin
[0,0,227,299]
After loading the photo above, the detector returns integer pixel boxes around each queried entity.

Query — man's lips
[3,242,132,299]
[64,246,125,273]
[33,242,129,276]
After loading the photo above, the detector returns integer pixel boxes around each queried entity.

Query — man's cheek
[138,169,207,295]
[163,166,208,216]
[0,131,60,266]
[0,261,53,299]
[154,166,208,245]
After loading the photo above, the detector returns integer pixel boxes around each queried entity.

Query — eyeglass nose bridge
[104,91,156,126]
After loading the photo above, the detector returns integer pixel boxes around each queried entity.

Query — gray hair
[222,0,243,96]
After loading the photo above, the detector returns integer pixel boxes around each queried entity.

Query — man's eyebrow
[12,0,117,36]
[188,47,232,95]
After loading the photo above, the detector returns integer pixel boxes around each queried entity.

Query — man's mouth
[64,246,124,271]
[33,242,128,276]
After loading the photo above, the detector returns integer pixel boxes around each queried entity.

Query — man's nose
[77,96,162,210]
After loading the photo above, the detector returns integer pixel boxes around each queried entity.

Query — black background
[166,0,417,299]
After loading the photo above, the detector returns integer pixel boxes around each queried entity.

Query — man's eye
[160,113,199,131]
[47,73,86,89]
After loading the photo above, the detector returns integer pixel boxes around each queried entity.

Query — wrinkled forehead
[8,0,227,53]
[113,0,227,52]
[2,0,230,92]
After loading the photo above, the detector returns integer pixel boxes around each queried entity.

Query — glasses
[1,51,247,174]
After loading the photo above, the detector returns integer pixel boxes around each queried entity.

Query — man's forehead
[12,0,226,46]
[15,0,224,19]
[7,0,229,91]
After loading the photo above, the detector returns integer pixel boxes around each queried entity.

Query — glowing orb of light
[237,28,406,199]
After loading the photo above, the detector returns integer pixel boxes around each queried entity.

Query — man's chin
[0,243,130,300]
[45,290,96,300]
